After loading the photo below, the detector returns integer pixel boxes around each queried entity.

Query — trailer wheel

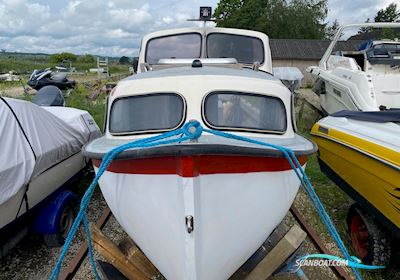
[347,204,391,266]
[43,201,76,247]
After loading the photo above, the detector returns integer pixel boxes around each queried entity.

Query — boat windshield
[203,92,286,133]
[145,33,202,64]
[373,43,400,50]
[366,42,400,64]
[206,33,264,64]
[109,93,185,134]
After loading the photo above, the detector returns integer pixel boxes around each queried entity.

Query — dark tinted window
[110,93,185,134]
[207,33,264,64]
[146,33,202,64]
[204,92,286,132]
[373,43,400,50]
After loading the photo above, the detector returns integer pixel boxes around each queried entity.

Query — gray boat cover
[332,110,400,123]
[0,97,101,205]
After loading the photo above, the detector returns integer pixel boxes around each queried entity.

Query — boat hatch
[203,91,287,134]
[109,93,186,135]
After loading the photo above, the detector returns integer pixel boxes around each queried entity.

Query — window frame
[206,32,265,65]
[145,32,203,64]
[201,91,287,134]
[109,92,187,136]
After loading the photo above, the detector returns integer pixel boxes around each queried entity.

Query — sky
[0,0,397,57]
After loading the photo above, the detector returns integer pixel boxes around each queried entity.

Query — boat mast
[187,7,216,58]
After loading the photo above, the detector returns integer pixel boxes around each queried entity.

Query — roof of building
[269,39,365,60]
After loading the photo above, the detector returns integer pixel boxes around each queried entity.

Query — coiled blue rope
[49,120,362,280]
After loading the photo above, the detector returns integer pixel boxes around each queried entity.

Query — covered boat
[311,110,400,265]
[0,97,101,252]
[84,60,316,279]
[308,22,400,115]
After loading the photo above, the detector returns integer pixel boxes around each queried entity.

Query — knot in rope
[182,120,203,139]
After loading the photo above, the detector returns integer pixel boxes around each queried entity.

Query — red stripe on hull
[93,155,307,177]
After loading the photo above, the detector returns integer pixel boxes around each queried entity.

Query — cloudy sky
[0,0,396,57]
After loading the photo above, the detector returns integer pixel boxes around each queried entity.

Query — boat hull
[312,123,400,236]
[94,155,305,280]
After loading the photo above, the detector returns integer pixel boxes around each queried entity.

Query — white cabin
[137,27,273,74]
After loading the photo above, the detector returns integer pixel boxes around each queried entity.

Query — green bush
[49,52,78,64]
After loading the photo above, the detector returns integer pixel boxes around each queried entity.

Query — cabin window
[146,33,202,64]
[109,93,185,134]
[206,33,264,64]
[203,92,287,133]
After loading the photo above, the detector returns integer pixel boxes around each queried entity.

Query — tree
[119,56,131,64]
[358,3,400,39]
[214,0,328,39]
[325,19,342,40]
[358,18,372,34]
[79,54,96,64]
[374,3,399,22]
[49,52,78,64]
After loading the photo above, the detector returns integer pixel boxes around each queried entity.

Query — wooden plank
[90,225,149,280]
[290,206,353,280]
[245,225,307,280]
[60,207,111,280]
[118,237,159,279]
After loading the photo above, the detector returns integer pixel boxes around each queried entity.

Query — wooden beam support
[118,238,158,279]
[245,225,307,280]
[60,207,111,280]
[90,225,149,280]
[290,206,353,280]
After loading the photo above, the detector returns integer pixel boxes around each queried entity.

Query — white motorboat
[308,22,400,115]
[84,14,316,280]
[0,97,101,254]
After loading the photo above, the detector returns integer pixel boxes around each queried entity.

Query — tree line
[213,0,400,39]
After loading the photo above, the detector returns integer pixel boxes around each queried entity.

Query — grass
[0,56,130,75]
[65,84,107,129]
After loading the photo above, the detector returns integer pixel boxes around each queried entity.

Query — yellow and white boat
[311,110,400,265]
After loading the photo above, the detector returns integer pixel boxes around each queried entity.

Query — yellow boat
[311,110,400,265]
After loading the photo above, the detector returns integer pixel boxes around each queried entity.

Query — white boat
[0,97,101,254]
[84,16,316,279]
[308,22,400,115]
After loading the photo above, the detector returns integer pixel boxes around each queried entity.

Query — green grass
[65,83,106,129]
[0,56,130,75]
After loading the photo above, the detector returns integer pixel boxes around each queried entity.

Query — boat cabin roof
[124,65,279,82]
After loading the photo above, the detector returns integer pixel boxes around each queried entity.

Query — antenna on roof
[187,7,216,22]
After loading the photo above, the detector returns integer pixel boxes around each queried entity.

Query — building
[270,39,364,86]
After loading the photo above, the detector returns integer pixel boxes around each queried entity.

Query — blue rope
[49,121,362,280]
[82,213,100,280]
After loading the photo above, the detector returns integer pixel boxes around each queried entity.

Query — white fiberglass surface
[319,117,400,153]
[96,168,301,280]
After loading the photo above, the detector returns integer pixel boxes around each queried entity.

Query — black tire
[43,202,76,247]
[346,204,391,266]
